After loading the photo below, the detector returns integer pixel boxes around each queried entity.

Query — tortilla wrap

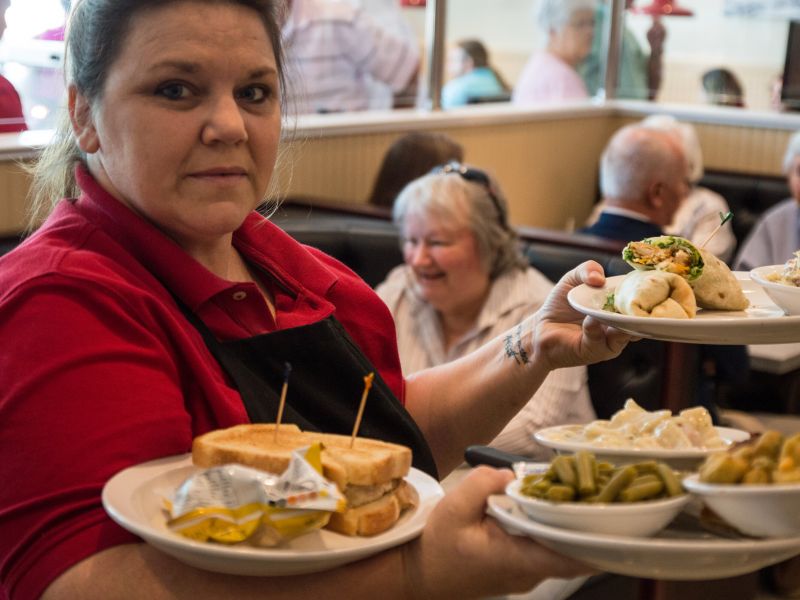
[614,270,697,319]
[622,236,748,311]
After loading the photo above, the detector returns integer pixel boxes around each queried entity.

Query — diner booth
[1,0,800,598]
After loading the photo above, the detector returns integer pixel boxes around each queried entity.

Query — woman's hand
[403,467,592,600]
[533,261,633,372]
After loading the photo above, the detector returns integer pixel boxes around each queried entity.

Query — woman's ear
[68,84,99,153]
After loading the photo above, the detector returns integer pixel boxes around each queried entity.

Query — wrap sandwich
[622,235,748,310]
[613,270,697,319]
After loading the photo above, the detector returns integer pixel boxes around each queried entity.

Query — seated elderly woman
[512,0,596,106]
[734,130,800,270]
[376,163,595,458]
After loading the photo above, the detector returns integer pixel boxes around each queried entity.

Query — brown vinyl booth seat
[272,198,691,420]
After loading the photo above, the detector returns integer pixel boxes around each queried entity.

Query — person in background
[512,0,596,106]
[644,115,736,263]
[368,131,464,209]
[701,67,745,108]
[376,163,595,458]
[586,115,736,263]
[345,0,419,109]
[579,123,689,242]
[734,130,800,271]
[579,0,666,100]
[281,0,418,114]
[0,1,632,598]
[0,0,27,133]
[441,39,511,108]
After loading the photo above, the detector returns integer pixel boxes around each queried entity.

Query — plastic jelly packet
[164,443,346,546]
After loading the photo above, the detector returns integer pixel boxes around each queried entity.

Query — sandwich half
[192,424,417,536]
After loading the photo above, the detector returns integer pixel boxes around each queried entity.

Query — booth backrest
[273,201,683,418]
[699,170,790,254]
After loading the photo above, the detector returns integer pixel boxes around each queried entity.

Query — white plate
[534,424,750,470]
[567,272,800,344]
[102,454,444,576]
[487,494,800,580]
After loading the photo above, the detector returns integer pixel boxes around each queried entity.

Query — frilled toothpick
[350,372,374,448]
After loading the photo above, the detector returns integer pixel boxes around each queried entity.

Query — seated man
[579,124,688,242]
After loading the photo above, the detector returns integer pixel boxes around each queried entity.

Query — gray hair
[536,0,597,31]
[641,114,704,183]
[600,124,684,202]
[27,0,287,231]
[392,169,527,280]
[783,130,800,174]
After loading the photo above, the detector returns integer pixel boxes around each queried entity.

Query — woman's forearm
[42,542,415,600]
[404,315,550,476]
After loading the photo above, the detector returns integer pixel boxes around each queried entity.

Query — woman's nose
[406,243,430,266]
[201,96,248,145]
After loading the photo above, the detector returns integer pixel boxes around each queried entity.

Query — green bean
[595,465,637,502]
[552,455,577,488]
[656,463,683,497]
[630,474,661,488]
[633,461,660,475]
[618,480,664,502]
[575,451,596,496]
[546,484,575,502]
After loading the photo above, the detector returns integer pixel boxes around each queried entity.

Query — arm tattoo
[503,324,530,365]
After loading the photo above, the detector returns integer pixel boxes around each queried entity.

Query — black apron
[182,306,439,479]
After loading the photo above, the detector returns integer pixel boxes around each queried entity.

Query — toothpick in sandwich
[350,372,374,448]
[273,361,292,443]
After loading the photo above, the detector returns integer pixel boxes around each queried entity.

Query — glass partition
[0,0,795,130]
[438,0,793,112]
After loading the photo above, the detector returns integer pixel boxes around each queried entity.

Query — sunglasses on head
[431,161,508,227]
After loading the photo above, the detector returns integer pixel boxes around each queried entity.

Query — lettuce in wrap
[622,236,748,311]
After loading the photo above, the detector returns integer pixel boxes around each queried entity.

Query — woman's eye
[238,86,268,103]
[158,83,189,100]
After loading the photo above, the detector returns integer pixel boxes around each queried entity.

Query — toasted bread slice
[191,423,412,490]
[326,480,419,536]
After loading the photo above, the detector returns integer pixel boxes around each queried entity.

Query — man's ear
[68,84,99,154]
[647,181,664,208]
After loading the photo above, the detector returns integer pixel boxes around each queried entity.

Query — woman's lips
[188,167,248,184]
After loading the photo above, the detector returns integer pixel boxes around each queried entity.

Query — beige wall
[0,106,796,236]
[276,112,613,231]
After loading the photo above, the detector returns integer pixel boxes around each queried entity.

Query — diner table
[747,343,800,413]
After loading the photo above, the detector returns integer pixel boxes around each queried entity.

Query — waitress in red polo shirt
[0,1,631,599]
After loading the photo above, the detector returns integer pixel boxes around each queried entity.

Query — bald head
[599,124,689,227]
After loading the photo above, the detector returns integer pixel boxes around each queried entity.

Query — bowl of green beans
[507,451,690,537]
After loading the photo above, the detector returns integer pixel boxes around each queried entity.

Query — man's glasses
[432,161,508,227]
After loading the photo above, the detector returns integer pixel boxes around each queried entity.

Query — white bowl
[750,266,800,315]
[505,478,690,538]
[534,424,751,471]
[683,474,800,538]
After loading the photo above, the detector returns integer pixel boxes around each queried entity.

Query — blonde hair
[392,170,527,279]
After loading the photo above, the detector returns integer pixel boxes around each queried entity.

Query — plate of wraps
[568,236,800,344]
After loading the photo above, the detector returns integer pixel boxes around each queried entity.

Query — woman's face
[402,211,491,317]
[550,8,596,66]
[789,156,800,205]
[71,2,281,254]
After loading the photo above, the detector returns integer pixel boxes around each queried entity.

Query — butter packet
[165,443,346,546]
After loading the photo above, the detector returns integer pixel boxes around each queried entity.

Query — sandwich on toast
[192,423,418,536]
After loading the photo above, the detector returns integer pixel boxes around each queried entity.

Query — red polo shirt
[0,167,404,599]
